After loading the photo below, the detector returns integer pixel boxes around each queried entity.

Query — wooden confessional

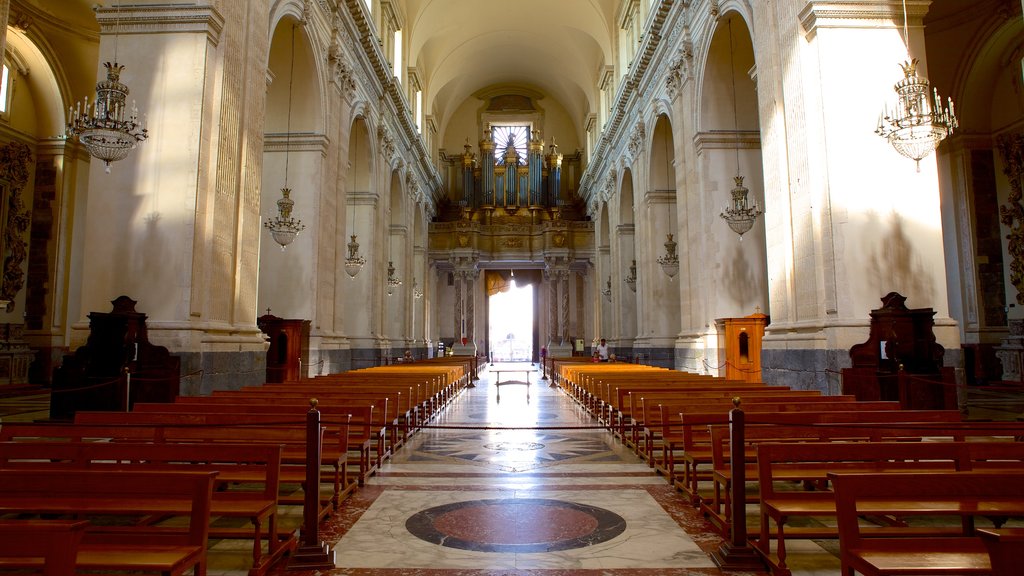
[841,292,957,410]
[50,296,180,420]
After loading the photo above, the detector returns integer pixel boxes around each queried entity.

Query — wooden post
[289,399,335,569]
[711,407,764,570]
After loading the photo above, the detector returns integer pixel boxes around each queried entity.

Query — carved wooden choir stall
[49,296,180,420]
[841,292,957,410]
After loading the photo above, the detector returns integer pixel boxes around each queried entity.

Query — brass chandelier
[718,18,762,238]
[264,23,306,249]
[66,1,148,172]
[875,0,957,170]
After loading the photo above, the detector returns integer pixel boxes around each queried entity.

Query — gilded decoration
[552,232,567,247]
[998,133,1024,304]
[503,237,523,249]
[457,233,470,248]
[0,142,32,312]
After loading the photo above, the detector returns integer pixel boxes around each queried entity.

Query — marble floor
[249,363,843,576]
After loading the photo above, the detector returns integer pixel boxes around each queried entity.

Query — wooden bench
[645,398,888,477]
[0,422,350,507]
[0,520,87,576]
[0,440,294,576]
[130,399,375,485]
[0,469,215,576]
[831,471,1024,576]
[669,408,959,504]
[754,441,1024,575]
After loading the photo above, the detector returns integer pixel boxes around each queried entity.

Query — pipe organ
[458,127,563,210]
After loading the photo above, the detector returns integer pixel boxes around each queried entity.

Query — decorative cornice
[580,0,676,205]
[343,0,443,206]
[692,130,762,154]
[263,133,331,156]
[799,1,931,38]
[96,4,225,46]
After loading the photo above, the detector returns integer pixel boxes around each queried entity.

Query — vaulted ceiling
[404,0,618,134]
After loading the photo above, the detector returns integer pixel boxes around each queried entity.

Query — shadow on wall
[723,241,759,309]
[136,211,179,309]
[866,212,936,306]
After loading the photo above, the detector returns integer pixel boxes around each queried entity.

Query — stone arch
[647,113,681,346]
[696,10,769,324]
[343,115,375,345]
[617,167,637,347]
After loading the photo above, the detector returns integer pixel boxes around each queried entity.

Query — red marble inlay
[433,503,598,544]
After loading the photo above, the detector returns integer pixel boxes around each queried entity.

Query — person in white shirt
[596,338,610,361]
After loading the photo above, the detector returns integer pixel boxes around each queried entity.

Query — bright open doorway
[488,280,534,362]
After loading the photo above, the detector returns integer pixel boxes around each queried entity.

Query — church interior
[1,0,1024,574]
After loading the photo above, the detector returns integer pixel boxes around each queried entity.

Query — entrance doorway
[488,281,534,363]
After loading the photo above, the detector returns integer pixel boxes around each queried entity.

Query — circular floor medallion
[406,498,627,553]
[482,441,545,451]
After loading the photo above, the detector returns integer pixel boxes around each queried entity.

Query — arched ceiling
[405,0,617,139]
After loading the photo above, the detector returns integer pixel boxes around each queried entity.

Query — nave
[266,364,834,576]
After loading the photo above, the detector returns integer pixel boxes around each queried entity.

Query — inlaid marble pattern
[235,363,843,575]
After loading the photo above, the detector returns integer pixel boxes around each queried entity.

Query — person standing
[595,338,610,361]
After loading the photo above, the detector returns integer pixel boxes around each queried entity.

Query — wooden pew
[0,520,87,576]
[668,408,958,503]
[831,471,1024,576]
[0,469,215,576]
[0,422,349,505]
[139,399,376,484]
[0,440,293,576]
[754,441,1024,575]
[706,421,1024,536]
[644,398,889,475]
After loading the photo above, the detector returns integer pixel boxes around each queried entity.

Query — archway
[258,17,322,319]
[699,12,769,321]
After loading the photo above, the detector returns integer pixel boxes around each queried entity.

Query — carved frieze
[0,142,32,312]
[378,122,396,165]
[998,133,1024,304]
[627,120,646,160]
[328,29,358,97]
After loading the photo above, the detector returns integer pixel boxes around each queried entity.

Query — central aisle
[321,363,730,573]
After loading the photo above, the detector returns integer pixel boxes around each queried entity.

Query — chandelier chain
[728,18,739,177]
[113,0,120,64]
[284,24,296,188]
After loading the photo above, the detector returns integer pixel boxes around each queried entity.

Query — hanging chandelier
[601,276,612,302]
[720,176,762,238]
[345,235,366,278]
[875,0,957,170]
[718,17,763,238]
[657,234,679,279]
[624,259,637,292]
[65,2,148,173]
[345,148,366,277]
[412,278,423,299]
[386,261,402,296]
[875,58,957,170]
[264,23,305,249]
[265,187,305,249]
